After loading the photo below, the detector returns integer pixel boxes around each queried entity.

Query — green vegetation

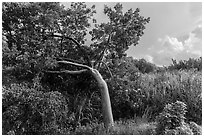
[2,2,202,135]
[2,67,202,135]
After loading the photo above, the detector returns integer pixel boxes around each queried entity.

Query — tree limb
[44,69,88,75]
[95,33,112,69]
[100,61,113,78]
[51,34,81,48]
[57,60,91,70]
[96,47,107,69]
[48,33,91,66]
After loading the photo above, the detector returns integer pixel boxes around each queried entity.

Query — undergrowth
[2,70,202,135]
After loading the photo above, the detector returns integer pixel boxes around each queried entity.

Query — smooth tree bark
[90,68,114,128]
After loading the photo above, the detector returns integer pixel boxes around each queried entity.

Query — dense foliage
[2,2,202,135]
[156,101,201,135]
[169,57,202,71]
[2,83,69,134]
[2,62,202,134]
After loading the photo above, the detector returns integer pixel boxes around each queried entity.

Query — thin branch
[3,33,17,43]
[57,60,91,70]
[44,69,88,75]
[51,34,81,48]
[95,32,112,69]
[96,47,106,69]
[107,32,112,44]
[56,21,63,34]
[54,57,85,65]
[100,61,113,78]
[48,33,91,66]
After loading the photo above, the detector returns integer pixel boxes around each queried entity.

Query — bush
[155,101,202,135]
[189,121,202,135]
[164,123,193,135]
[156,101,187,134]
[2,83,69,135]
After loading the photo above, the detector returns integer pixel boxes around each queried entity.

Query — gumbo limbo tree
[2,2,150,129]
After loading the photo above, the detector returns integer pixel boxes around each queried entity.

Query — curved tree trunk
[47,60,114,128]
[45,34,115,129]
[90,69,114,128]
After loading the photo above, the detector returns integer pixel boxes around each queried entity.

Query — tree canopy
[2,2,150,78]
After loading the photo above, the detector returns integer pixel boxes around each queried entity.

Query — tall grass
[72,117,156,135]
[137,70,201,124]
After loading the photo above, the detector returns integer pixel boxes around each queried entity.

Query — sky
[62,2,202,66]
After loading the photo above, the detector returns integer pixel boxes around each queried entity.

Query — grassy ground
[73,117,157,135]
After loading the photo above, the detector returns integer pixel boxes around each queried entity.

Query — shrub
[189,121,202,135]
[164,123,193,135]
[2,83,69,135]
[155,101,202,135]
[156,101,188,134]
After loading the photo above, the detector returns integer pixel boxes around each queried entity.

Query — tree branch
[44,69,88,75]
[100,61,113,78]
[48,33,91,66]
[96,47,106,69]
[57,60,91,70]
[95,32,112,69]
[51,34,81,48]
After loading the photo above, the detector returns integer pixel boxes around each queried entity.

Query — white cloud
[184,33,200,50]
[148,25,202,66]
[157,38,162,42]
[163,36,184,52]
[129,31,201,66]
[144,55,153,63]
